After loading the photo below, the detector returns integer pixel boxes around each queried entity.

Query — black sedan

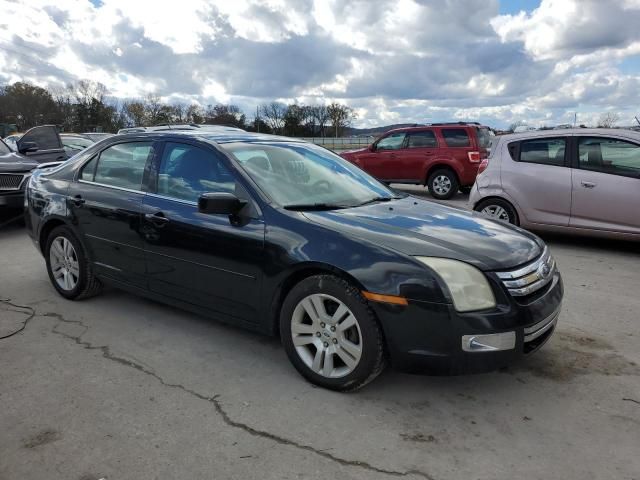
[25,131,563,390]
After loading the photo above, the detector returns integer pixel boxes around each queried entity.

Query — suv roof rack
[425,121,482,126]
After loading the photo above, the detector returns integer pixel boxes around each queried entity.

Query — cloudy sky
[1,0,639,128]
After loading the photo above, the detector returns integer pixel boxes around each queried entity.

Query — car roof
[111,130,308,145]
[498,128,640,142]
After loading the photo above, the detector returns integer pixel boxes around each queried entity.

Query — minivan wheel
[428,169,459,200]
[280,275,386,391]
[45,225,103,300]
[475,198,519,225]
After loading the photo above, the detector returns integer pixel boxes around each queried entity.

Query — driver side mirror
[18,141,39,154]
[198,192,247,216]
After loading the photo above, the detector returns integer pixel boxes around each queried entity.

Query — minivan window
[407,131,437,148]
[93,142,153,190]
[441,129,470,147]
[519,138,566,166]
[157,142,236,202]
[578,137,640,178]
[376,133,406,151]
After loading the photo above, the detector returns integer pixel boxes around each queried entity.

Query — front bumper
[373,271,563,375]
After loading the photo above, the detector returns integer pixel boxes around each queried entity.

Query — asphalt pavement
[1,195,639,480]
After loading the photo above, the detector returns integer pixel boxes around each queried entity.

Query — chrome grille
[495,247,556,297]
[0,173,25,191]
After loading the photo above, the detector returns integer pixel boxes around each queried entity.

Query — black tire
[280,274,386,391]
[427,168,459,200]
[45,225,103,300]
[474,198,519,225]
[459,186,472,195]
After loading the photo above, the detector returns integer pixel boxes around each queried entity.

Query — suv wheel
[475,198,519,225]
[428,169,459,200]
[280,275,386,391]
[45,225,103,300]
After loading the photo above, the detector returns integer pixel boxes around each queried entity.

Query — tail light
[468,151,481,163]
[478,158,489,174]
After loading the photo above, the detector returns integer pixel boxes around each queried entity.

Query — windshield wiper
[355,196,399,207]
[284,203,348,211]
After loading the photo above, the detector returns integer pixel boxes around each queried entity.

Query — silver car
[469,128,640,240]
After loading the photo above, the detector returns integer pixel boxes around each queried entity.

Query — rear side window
[519,138,566,166]
[19,126,61,150]
[93,142,153,190]
[407,131,437,148]
[476,128,493,149]
[441,129,470,147]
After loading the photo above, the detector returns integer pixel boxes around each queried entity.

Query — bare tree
[597,112,620,128]
[259,102,287,133]
[186,104,204,124]
[327,102,356,137]
[309,105,329,137]
[508,120,526,132]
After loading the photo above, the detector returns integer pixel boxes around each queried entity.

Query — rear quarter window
[441,128,470,147]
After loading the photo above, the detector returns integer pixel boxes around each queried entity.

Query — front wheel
[280,275,386,391]
[474,198,519,225]
[45,225,103,299]
[428,169,459,200]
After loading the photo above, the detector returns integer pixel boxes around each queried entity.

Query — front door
[570,136,640,234]
[142,140,265,324]
[359,132,406,180]
[501,136,572,226]
[17,126,67,163]
[68,140,155,288]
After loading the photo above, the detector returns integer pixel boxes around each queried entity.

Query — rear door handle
[581,181,596,189]
[145,212,170,226]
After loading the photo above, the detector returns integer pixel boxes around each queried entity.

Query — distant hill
[345,123,422,137]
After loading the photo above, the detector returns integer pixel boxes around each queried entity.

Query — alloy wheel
[49,236,80,291]
[291,293,363,378]
[481,205,511,222]
[432,175,452,195]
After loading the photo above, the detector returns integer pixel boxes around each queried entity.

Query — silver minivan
[469,128,640,240]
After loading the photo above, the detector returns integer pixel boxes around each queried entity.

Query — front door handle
[72,195,85,206]
[581,181,596,189]
[145,212,170,226]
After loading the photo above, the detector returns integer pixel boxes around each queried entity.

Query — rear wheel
[427,169,459,200]
[280,275,386,391]
[474,198,519,225]
[45,225,103,300]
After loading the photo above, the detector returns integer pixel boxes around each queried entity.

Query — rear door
[16,126,67,163]
[68,140,155,287]
[570,136,640,234]
[500,136,572,226]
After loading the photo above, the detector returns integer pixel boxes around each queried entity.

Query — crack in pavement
[2,298,435,480]
[0,298,36,340]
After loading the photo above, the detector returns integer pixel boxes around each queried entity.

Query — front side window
[519,138,566,166]
[376,133,406,151]
[407,131,437,148]
[221,141,397,208]
[441,128,470,147]
[578,137,640,178]
[157,142,236,202]
[19,126,61,150]
[93,142,153,190]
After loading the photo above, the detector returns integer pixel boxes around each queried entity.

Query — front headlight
[415,257,496,312]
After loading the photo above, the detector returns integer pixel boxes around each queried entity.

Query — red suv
[340,123,493,199]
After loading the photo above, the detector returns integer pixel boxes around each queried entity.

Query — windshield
[62,136,94,150]
[476,127,494,149]
[220,141,398,208]
[0,139,10,155]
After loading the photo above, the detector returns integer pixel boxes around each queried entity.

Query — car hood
[339,147,369,157]
[303,197,543,271]
[0,152,38,173]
